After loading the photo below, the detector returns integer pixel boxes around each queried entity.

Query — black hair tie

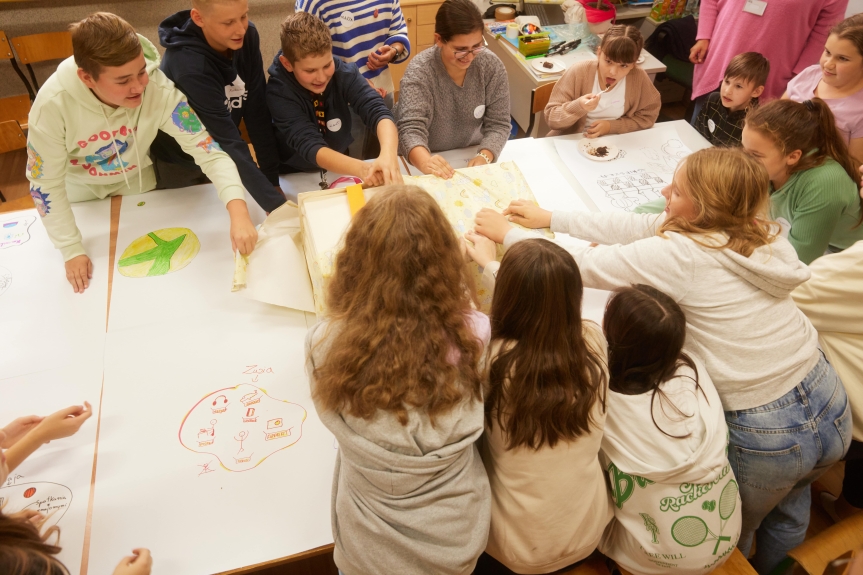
[804,99,816,111]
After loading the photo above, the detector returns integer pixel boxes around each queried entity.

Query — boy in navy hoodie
[158,0,287,213]
[266,12,402,186]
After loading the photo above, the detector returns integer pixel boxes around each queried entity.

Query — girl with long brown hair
[307,185,491,575]
[463,236,611,575]
[598,285,740,575]
[742,98,862,264]
[474,147,850,575]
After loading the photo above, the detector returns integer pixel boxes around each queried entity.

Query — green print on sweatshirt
[659,464,729,512]
[670,480,738,555]
[640,513,659,544]
[607,462,655,509]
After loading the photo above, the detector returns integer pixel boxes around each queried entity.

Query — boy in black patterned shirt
[694,52,769,147]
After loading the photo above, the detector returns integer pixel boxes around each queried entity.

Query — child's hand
[32,402,92,444]
[585,120,611,138]
[113,549,152,575]
[475,208,513,244]
[2,416,44,448]
[689,39,709,64]
[65,255,93,294]
[365,79,387,98]
[227,200,258,256]
[464,230,498,268]
[578,93,601,112]
[503,199,552,229]
[364,154,404,186]
[421,155,456,179]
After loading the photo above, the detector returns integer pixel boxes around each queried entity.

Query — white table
[483,27,666,134]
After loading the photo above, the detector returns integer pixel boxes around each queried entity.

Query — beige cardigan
[544,60,661,137]
[792,240,863,442]
[480,323,614,574]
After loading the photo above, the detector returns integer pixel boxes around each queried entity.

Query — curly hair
[486,239,607,450]
[312,186,483,425]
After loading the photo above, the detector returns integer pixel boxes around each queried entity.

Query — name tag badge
[327,118,343,132]
[226,84,245,98]
[743,0,767,16]
[708,118,716,133]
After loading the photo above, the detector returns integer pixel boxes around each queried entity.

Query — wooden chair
[0,31,35,100]
[0,120,28,203]
[10,31,73,93]
[525,80,557,138]
[0,94,31,131]
[787,513,863,575]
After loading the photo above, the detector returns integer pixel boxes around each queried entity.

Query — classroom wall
[0,0,293,99]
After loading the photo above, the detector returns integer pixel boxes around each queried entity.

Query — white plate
[531,58,566,74]
[637,54,646,64]
[578,139,620,161]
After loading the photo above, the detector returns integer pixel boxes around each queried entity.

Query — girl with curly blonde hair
[306,185,491,575]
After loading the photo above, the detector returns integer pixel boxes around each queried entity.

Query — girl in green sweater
[741,98,862,264]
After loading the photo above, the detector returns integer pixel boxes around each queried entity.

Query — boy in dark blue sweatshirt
[266,12,402,186]
[157,0,287,213]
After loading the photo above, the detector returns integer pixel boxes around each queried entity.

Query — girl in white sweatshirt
[472,147,851,575]
[599,284,740,575]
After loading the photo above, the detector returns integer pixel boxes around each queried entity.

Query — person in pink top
[688,0,847,116]
[785,17,863,164]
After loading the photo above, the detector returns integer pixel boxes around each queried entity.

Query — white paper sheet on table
[108,185,268,333]
[240,204,315,313]
[0,360,104,575]
[90,310,336,575]
[499,139,591,213]
[553,126,693,213]
[0,200,110,380]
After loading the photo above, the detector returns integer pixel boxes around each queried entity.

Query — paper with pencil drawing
[553,126,693,213]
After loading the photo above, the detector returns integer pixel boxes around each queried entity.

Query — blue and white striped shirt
[296,0,411,81]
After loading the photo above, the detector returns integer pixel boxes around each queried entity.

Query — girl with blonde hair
[473,147,851,575]
[307,185,491,575]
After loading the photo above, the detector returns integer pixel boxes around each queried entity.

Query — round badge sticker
[327,118,343,132]
[473,105,486,119]
[707,118,716,133]
[340,11,355,29]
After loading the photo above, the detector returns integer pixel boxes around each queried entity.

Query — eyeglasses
[452,46,486,60]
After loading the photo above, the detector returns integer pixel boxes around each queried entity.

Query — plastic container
[518,32,551,57]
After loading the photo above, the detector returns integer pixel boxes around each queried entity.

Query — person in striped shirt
[296,0,411,158]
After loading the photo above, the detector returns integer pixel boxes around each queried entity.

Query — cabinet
[390,0,443,101]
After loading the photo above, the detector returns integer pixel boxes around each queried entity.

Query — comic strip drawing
[0,266,11,297]
[118,227,201,278]
[179,383,307,472]
[641,139,690,174]
[0,216,36,249]
[0,482,72,540]
[596,170,667,211]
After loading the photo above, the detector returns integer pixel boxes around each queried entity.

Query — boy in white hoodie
[599,285,740,575]
[472,147,851,575]
[26,12,257,293]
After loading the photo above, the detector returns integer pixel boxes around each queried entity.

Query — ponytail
[806,99,861,189]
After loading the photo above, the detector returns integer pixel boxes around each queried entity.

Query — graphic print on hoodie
[25,34,247,261]
[598,357,742,575]
[159,12,286,213]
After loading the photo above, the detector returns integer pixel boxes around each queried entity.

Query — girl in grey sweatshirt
[306,185,491,575]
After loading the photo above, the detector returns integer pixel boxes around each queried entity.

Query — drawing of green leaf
[119,232,186,276]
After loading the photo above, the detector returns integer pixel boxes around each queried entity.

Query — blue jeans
[725,354,851,575]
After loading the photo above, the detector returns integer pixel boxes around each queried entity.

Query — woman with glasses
[394,0,511,179]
